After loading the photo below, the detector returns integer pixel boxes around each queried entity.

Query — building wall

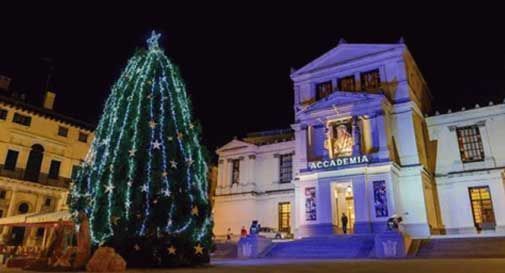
[0,100,93,246]
[213,140,296,236]
[427,102,505,234]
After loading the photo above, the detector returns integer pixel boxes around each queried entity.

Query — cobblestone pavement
[2,258,505,273]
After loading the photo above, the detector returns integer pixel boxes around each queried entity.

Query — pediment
[216,139,256,154]
[291,43,404,78]
[299,91,385,115]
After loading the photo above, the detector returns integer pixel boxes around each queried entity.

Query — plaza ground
[2,258,505,273]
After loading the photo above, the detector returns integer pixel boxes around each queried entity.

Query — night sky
[0,4,504,157]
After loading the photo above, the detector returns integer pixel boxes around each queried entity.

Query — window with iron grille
[360,69,381,91]
[456,125,485,162]
[231,159,240,185]
[279,154,293,183]
[12,112,31,126]
[0,108,7,120]
[338,75,356,91]
[315,81,333,100]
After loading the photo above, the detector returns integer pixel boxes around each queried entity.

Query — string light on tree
[70,31,211,267]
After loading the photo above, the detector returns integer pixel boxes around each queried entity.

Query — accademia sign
[308,155,369,170]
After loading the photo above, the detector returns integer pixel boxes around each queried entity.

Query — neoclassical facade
[0,87,93,247]
[213,41,505,239]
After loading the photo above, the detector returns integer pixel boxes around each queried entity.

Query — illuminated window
[279,154,293,183]
[456,126,485,162]
[469,186,495,230]
[360,69,381,91]
[12,113,31,126]
[316,81,333,100]
[278,202,291,233]
[231,159,240,185]
[338,75,355,91]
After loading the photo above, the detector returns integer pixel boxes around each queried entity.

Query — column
[0,189,17,243]
[352,176,372,233]
[374,112,390,160]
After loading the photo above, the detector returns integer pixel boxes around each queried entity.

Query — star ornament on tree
[141,184,149,192]
[152,140,162,149]
[128,148,137,157]
[104,183,115,193]
[167,245,176,255]
[194,244,204,255]
[191,206,199,216]
[149,120,157,129]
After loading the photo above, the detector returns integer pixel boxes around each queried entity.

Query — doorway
[10,227,26,245]
[24,144,44,182]
[331,182,355,234]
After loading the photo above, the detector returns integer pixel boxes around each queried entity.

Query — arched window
[24,144,44,182]
[18,202,29,214]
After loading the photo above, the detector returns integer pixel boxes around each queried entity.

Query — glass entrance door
[469,186,496,231]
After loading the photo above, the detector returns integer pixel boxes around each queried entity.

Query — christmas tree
[70,31,211,267]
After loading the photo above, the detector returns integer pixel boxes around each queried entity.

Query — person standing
[341,213,349,234]
[226,228,232,241]
[240,226,248,237]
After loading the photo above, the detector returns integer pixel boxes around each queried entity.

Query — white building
[213,40,505,239]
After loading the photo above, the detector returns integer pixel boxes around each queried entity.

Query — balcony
[0,165,71,189]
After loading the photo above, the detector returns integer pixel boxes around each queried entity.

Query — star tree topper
[147,31,162,50]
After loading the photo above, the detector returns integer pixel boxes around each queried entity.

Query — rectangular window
[305,187,317,221]
[315,81,333,100]
[469,186,496,230]
[58,126,69,137]
[373,180,388,217]
[360,69,381,91]
[12,113,31,126]
[278,202,291,233]
[231,159,240,185]
[3,150,19,171]
[44,198,52,206]
[457,126,485,162]
[71,165,81,180]
[0,209,3,218]
[36,227,45,237]
[78,132,88,143]
[0,108,7,120]
[48,160,61,179]
[0,190,6,199]
[279,154,293,183]
[338,75,356,91]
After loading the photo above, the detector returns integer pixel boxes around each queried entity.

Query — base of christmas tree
[108,235,210,268]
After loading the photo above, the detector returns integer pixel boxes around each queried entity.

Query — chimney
[0,75,12,91]
[43,91,56,110]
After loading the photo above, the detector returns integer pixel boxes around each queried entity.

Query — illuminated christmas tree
[70,31,211,267]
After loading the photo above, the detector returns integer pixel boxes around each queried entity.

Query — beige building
[0,79,93,247]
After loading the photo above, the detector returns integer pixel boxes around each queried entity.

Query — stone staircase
[264,234,375,259]
[211,242,238,259]
[413,236,505,258]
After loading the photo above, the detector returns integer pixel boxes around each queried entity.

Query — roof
[291,42,405,78]
[243,128,294,146]
[0,94,95,131]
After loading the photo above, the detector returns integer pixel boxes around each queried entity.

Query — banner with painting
[305,187,317,221]
[373,180,388,217]
[325,119,354,158]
